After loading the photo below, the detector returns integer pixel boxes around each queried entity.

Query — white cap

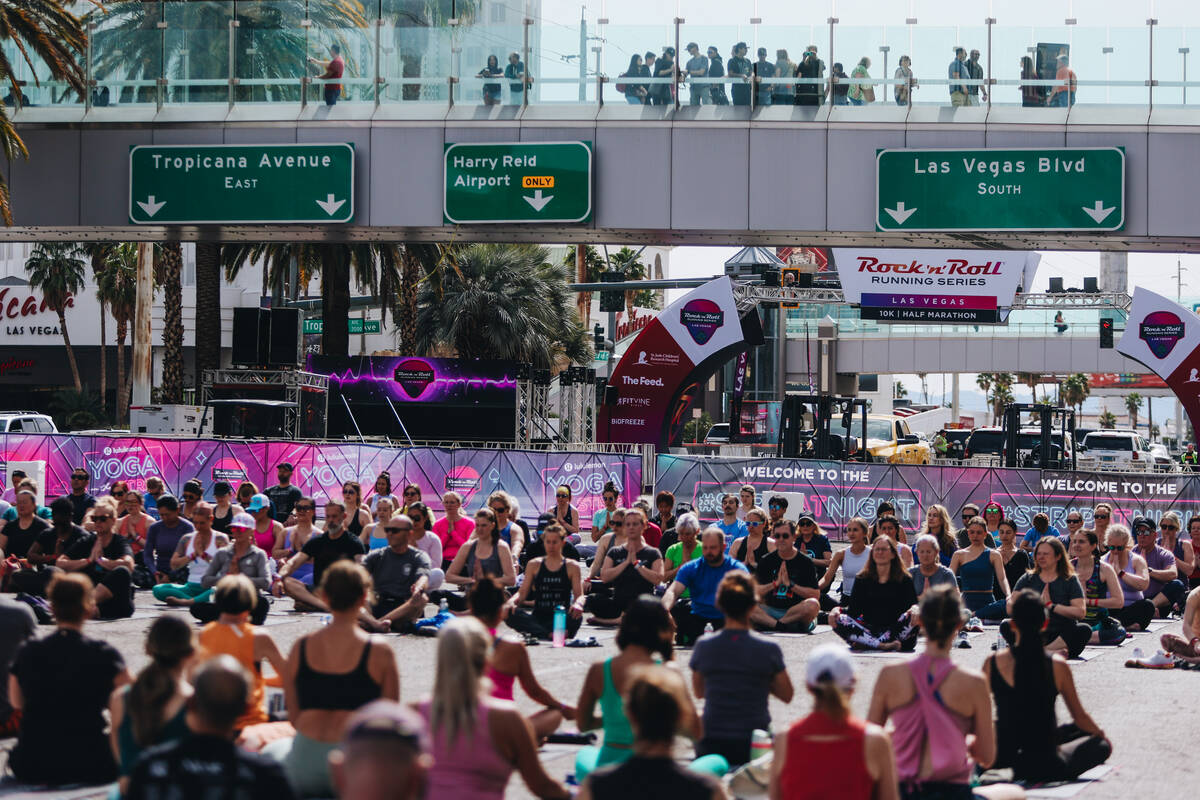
[230,512,256,530]
[805,644,856,691]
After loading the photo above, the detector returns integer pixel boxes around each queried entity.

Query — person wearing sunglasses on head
[795,514,833,569]
[66,468,96,526]
[1133,513,1189,619]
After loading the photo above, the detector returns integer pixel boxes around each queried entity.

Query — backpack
[615,72,628,93]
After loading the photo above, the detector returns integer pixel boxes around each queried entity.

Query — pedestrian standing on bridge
[308,43,344,106]
[1049,53,1076,107]
[753,47,776,106]
[707,47,728,105]
[893,55,915,106]
[774,49,796,105]
[477,55,503,105]
[967,49,986,104]
[949,46,970,106]
[684,43,709,105]
[728,42,751,106]
[505,52,529,105]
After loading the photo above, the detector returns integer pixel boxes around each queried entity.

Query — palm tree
[0,1,87,223]
[893,380,908,400]
[82,243,115,406]
[917,372,929,404]
[389,0,477,101]
[154,242,185,403]
[194,243,222,391]
[975,373,993,413]
[25,243,86,391]
[222,243,403,357]
[1018,371,1041,404]
[88,1,372,105]
[1099,409,1118,429]
[396,244,445,354]
[1061,372,1091,419]
[414,244,591,369]
[98,244,137,422]
[1125,393,1144,430]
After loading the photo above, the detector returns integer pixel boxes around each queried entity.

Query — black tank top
[347,507,365,539]
[988,654,1060,780]
[532,559,572,613]
[295,638,382,711]
[733,534,770,565]
[211,505,234,534]
[589,756,716,800]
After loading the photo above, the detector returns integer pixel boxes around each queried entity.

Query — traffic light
[1099,318,1114,349]
[593,323,604,351]
[599,270,625,313]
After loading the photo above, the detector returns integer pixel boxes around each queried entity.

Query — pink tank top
[254,526,276,554]
[889,653,973,784]
[486,630,517,701]
[417,699,513,799]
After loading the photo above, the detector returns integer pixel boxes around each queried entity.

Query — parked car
[963,427,1004,464]
[864,415,931,464]
[1081,430,1156,470]
[0,412,57,433]
[704,423,730,444]
[1149,443,1175,473]
[944,429,972,459]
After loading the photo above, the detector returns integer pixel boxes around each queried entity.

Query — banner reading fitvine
[656,454,1200,538]
[0,435,641,526]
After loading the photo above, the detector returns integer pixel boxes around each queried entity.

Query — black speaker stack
[231,307,301,367]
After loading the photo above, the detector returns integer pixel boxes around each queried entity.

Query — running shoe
[964,616,984,633]
[1125,649,1175,669]
[956,630,972,649]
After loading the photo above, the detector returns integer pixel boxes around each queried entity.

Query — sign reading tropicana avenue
[443,141,592,224]
[876,147,1125,232]
[129,143,354,224]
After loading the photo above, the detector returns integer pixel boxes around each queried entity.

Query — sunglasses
[385,526,411,533]
[296,505,315,511]
[769,504,783,510]
[1067,518,1083,524]
[1161,524,1178,530]
[91,514,111,521]
[1108,544,1126,551]
[1095,514,1110,520]
[556,493,569,498]
[490,506,508,513]
[72,475,88,481]
[747,520,763,527]
[112,491,126,498]
[183,494,198,501]
[404,490,419,496]
[962,514,975,519]
[799,521,814,526]
[776,532,792,539]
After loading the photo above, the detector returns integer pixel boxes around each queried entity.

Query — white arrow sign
[1081,200,1115,224]
[883,201,917,225]
[523,189,554,212]
[136,195,166,217]
[316,194,346,216]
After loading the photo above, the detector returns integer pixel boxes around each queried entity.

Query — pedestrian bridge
[8,1,1200,246]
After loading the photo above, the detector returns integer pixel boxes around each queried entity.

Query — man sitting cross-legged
[751,519,821,633]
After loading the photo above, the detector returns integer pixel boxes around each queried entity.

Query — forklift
[1001,402,1077,470]
[777,394,868,461]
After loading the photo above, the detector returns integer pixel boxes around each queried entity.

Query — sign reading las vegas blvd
[876,147,1125,232]
[443,141,592,224]
[129,143,354,224]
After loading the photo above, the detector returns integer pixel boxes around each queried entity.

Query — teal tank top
[117,688,190,775]
[600,658,635,749]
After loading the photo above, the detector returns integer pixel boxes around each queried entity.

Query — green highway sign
[876,147,1125,232]
[593,350,610,362]
[443,141,592,224]
[303,318,381,334]
[129,143,354,224]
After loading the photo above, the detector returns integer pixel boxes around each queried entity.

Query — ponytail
[1010,589,1055,707]
[127,616,194,745]
[808,680,851,721]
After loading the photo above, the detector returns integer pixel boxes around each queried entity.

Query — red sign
[1088,373,1168,390]
[0,287,74,320]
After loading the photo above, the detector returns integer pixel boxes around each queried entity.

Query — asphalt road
[0,596,1193,799]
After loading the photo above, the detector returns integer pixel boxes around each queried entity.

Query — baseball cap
[230,512,256,530]
[806,644,856,691]
[246,493,271,513]
[797,512,816,525]
[1131,516,1155,534]
[277,462,294,472]
[342,700,428,750]
[213,481,233,496]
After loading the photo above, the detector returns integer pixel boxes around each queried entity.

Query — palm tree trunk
[194,243,222,391]
[160,242,184,403]
[98,298,107,414]
[398,246,420,354]
[59,309,82,392]
[322,245,350,357]
[116,320,128,423]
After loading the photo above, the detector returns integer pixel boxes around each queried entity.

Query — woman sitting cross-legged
[829,536,919,652]
[1069,529,1126,645]
[985,589,1111,783]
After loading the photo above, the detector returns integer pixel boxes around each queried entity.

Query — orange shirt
[198,620,267,729]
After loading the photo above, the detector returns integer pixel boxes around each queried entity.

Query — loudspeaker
[231,308,270,365]
[1048,277,1064,293]
[1083,276,1098,293]
[268,307,301,366]
[603,385,619,406]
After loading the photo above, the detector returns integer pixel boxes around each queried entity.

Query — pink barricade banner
[0,435,642,525]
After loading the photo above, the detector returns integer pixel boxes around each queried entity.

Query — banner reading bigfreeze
[656,454,1200,538]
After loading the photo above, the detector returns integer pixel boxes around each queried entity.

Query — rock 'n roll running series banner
[1117,287,1200,440]
[598,276,763,448]
[656,454,1200,539]
[830,248,1041,324]
[0,435,641,525]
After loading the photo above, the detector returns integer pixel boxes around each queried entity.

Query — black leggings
[1003,618,1092,659]
[1016,724,1111,783]
[1111,598,1155,631]
[669,600,724,644]
[95,567,134,620]
[507,607,583,640]
[189,594,271,626]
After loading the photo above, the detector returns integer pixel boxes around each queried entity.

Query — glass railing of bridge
[8,2,1200,115]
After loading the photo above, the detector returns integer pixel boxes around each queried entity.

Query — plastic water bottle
[553,605,567,647]
[750,729,773,762]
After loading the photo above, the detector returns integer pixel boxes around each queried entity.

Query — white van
[1081,431,1155,470]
